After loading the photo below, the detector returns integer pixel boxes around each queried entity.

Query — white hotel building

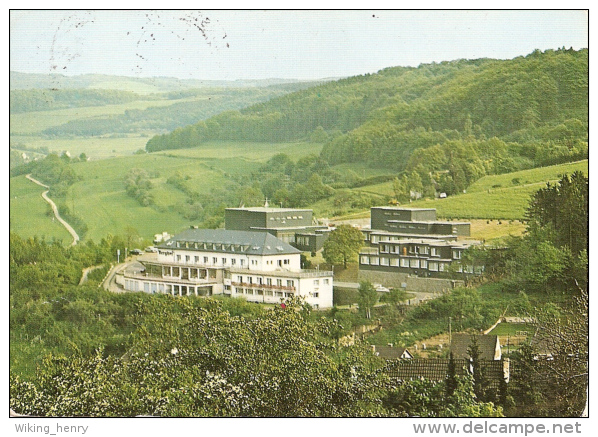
[120,228,333,308]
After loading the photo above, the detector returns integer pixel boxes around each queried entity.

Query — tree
[526,171,588,256]
[506,172,589,294]
[508,288,588,417]
[322,224,364,268]
[10,297,387,417]
[467,335,491,403]
[446,351,458,399]
[533,288,588,416]
[382,373,503,417]
[357,281,379,320]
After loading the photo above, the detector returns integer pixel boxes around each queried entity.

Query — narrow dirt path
[25,174,80,246]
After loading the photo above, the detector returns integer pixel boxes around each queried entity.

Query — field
[158,140,324,161]
[9,175,72,242]
[465,160,589,193]
[487,322,534,337]
[468,219,526,242]
[10,98,176,136]
[9,141,325,243]
[345,160,589,221]
[9,135,588,246]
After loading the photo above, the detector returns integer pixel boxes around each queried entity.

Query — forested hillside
[10,89,144,113]
[146,48,587,182]
[39,85,320,136]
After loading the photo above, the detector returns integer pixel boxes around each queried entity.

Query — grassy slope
[9,175,72,242]
[344,160,589,221]
[411,160,588,220]
[9,141,324,243]
[9,142,588,245]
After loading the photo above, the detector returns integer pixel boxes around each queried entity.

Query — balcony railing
[231,282,296,291]
[228,267,332,278]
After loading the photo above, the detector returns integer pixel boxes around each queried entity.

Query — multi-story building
[358,207,481,290]
[224,206,330,253]
[120,228,333,308]
[359,237,481,279]
[367,206,470,240]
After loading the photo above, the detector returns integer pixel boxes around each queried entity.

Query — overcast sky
[10,10,588,81]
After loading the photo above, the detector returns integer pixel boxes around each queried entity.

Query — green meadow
[158,140,323,161]
[10,141,325,243]
[347,160,589,221]
[9,136,588,245]
[9,175,72,242]
[10,98,177,135]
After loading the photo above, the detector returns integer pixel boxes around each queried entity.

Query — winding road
[25,174,80,246]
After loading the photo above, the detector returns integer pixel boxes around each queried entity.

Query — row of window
[236,275,295,288]
[233,288,293,298]
[269,215,303,220]
[233,276,330,287]
[377,245,462,259]
[173,254,291,267]
[174,241,250,251]
[360,256,449,272]
[125,280,209,294]
[231,288,320,299]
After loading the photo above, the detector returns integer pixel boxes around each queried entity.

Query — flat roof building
[369,206,471,238]
[225,206,330,253]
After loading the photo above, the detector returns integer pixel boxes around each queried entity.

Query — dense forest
[146,48,587,197]
[10,71,323,137]
[39,84,319,137]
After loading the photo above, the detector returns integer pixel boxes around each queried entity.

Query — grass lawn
[466,160,589,193]
[158,140,324,162]
[468,219,526,242]
[12,135,153,160]
[488,323,534,337]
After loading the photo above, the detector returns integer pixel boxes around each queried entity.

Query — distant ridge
[9,71,330,92]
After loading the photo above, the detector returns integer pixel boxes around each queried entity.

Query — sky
[9,9,589,81]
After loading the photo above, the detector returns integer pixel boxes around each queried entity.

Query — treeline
[392,134,587,198]
[41,85,316,137]
[465,171,588,295]
[10,88,143,113]
[145,48,587,160]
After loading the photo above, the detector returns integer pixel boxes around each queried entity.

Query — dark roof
[387,358,469,381]
[450,334,501,361]
[160,228,301,256]
[386,358,507,390]
[373,346,413,360]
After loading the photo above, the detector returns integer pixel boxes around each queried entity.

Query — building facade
[360,237,481,279]
[120,228,333,308]
[224,206,330,253]
[370,206,471,238]
[358,207,481,287]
